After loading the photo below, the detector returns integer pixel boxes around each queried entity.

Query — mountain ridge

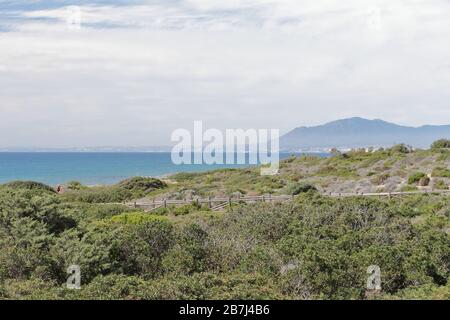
[280,117,450,151]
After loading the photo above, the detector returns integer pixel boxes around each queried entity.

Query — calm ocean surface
[0,152,329,185]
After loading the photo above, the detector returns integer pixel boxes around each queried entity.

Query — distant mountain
[280,117,450,151]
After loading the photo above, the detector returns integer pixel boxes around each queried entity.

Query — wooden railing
[130,194,294,212]
[127,189,450,212]
[326,189,450,198]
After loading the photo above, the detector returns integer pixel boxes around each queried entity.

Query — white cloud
[1,0,450,147]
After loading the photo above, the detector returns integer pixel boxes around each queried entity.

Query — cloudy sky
[1,0,450,147]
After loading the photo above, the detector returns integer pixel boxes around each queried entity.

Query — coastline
[0,152,329,186]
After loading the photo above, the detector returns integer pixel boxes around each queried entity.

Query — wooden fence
[131,194,294,212]
[128,189,450,212]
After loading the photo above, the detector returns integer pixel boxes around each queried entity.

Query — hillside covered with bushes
[0,172,449,299]
[154,143,450,199]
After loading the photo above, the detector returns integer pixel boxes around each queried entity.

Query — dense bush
[408,172,427,185]
[0,187,76,234]
[431,139,450,149]
[111,219,174,278]
[390,144,412,154]
[286,182,317,195]
[117,177,167,194]
[0,188,449,300]
[3,181,55,193]
[382,280,450,300]
[66,181,85,191]
[61,177,167,203]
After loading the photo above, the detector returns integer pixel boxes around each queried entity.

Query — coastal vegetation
[0,142,449,300]
[61,177,167,204]
[147,143,450,198]
[431,139,450,150]
[0,185,448,300]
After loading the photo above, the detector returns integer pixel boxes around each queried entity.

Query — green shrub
[161,224,208,274]
[73,272,284,300]
[286,182,317,195]
[0,278,61,300]
[111,220,174,277]
[50,226,118,283]
[74,274,149,300]
[408,172,427,185]
[390,144,411,154]
[3,181,55,193]
[431,139,450,149]
[66,181,85,190]
[0,188,76,234]
[61,177,167,204]
[117,177,167,193]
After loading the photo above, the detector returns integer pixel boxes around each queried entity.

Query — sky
[1,0,450,147]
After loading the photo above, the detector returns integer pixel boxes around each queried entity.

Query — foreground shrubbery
[0,182,448,300]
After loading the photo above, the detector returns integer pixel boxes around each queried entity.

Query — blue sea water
[0,152,329,186]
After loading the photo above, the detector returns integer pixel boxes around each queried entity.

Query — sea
[0,152,329,185]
